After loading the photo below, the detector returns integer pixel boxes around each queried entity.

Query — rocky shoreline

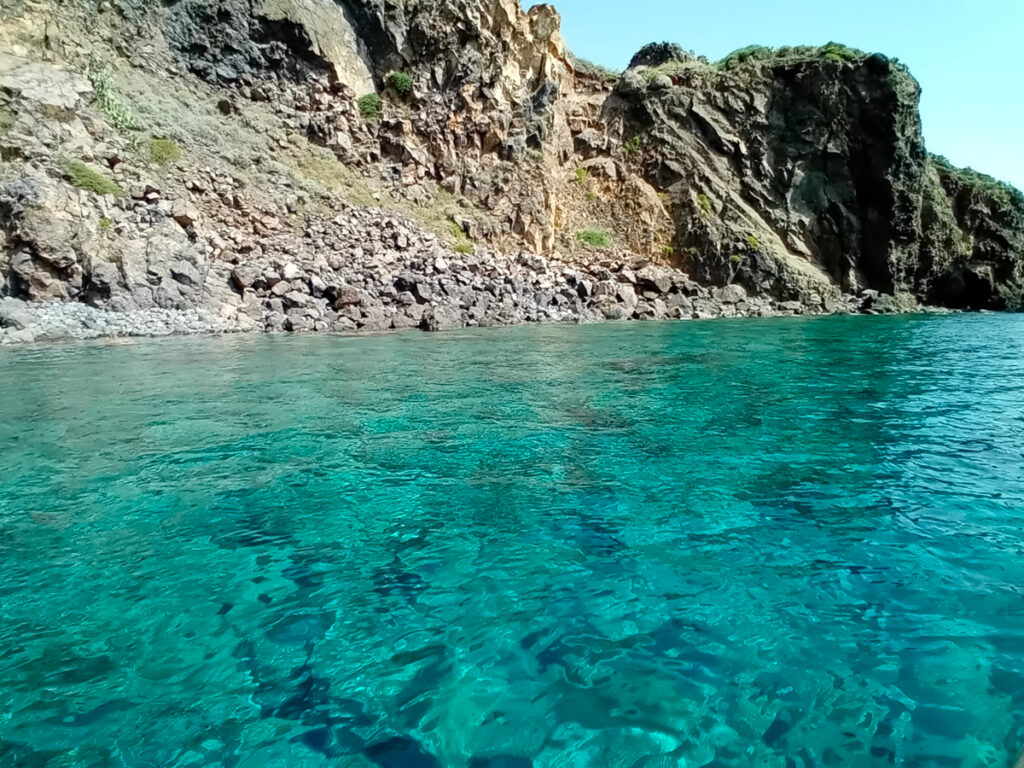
[0,260,928,346]
[0,156,921,346]
[0,299,237,344]
[1,0,1020,347]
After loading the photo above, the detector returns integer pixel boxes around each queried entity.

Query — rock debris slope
[0,0,1021,342]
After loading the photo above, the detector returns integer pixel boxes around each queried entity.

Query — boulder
[648,74,673,91]
[359,304,390,331]
[333,284,364,307]
[714,284,748,304]
[0,59,92,120]
[636,265,674,294]
[270,281,292,297]
[171,199,200,228]
[421,304,463,332]
[0,297,32,330]
[231,265,261,292]
[616,284,639,312]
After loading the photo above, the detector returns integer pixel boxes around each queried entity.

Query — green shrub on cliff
[449,222,474,254]
[0,105,12,134]
[697,193,712,216]
[87,66,136,133]
[149,137,182,168]
[358,93,382,119]
[719,42,866,70]
[387,71,413,96]
[819,42,864,63]
[64,161,123,196]
[719,45,774,69]
[577,229,613,248]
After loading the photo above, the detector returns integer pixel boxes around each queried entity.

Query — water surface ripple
[1,315,1024,767]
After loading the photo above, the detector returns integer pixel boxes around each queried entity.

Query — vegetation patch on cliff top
[640,58,709,82]
[719,42,868,70]
[932,154,1024,211]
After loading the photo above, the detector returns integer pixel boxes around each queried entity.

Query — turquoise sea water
[1,315,1024,767]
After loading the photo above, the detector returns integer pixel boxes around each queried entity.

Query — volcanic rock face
[918,159,1024,309]
[609,48,1024,309]
[0,0,1022,343]
[608,52,928,299]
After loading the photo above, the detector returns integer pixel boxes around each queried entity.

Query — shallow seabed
[1,314,1024,767]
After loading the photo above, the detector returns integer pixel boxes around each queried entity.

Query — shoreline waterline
[0,298,963,348]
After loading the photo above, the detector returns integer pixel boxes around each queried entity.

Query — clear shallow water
[1,315,1024,768]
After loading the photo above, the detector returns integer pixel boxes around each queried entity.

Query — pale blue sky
[547,0,1023,191]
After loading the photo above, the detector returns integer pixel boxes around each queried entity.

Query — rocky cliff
[609,44,1024,310]
[0,0,1021,342]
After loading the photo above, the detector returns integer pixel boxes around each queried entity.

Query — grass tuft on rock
[64,161,123,196]
[577,229,613,248]
[0,105,12,134]
[358,93,382,119]
[449,222,474,254]
[697,193,713,216]
[386,71,413,96]
[149,137,182,167]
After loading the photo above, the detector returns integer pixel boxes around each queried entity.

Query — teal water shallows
[1,315,1024,767]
